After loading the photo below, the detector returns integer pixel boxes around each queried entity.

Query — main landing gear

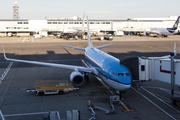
[116,90,126,100]
[84,74,89,82]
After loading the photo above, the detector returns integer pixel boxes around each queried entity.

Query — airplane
[2,16,131,94]
[146,16,180,37]
[63,13,100,39]
[63,14,85,35]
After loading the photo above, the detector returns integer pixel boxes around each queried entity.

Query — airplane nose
[120,76,131,85]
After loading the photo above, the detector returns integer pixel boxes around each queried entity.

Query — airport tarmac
[0,36,180,120]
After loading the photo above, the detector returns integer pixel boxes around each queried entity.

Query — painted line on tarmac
[22,37,26,43]
[132,87,176,120]
[160,88,180,96]
[140,86,180,114]
[0,62,13,84]
[3,112,49,117]
[143,86,180,96]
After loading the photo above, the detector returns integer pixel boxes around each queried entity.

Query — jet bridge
[120,56,180,87]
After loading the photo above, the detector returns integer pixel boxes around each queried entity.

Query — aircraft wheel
[38,91,44,96]
[58,90,64,95]
[85,75,89,82]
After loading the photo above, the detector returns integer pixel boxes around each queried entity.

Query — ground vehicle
[34,34,42,39]
[26,80,78,96]
[104,34,113,40]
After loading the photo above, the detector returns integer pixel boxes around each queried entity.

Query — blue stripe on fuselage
[167,28,176,33]
[85,47,131,85]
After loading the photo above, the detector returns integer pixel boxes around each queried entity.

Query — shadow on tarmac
[0,50,179,68]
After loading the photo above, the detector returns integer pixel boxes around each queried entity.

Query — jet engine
[70,70,84,86]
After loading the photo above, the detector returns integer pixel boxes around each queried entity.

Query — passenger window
[113,72,118,76]
[113,72,116,76]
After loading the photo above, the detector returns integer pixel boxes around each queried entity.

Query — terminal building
[0,16,179,37]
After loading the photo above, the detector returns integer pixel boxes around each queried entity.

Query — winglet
[2,46,8,60]
[86,16,94,48]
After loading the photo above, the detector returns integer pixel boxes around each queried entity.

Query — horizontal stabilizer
[57,44,85,51]
[96,43,115,49]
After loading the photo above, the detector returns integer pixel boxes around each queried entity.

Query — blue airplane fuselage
[85,47,131,91]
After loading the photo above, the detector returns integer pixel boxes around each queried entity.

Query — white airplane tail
[58,16,114,50]
[172,16,180,30]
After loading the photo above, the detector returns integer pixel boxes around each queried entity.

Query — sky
[0,0,180,20]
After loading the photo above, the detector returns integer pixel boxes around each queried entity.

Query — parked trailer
[26,80,79,96]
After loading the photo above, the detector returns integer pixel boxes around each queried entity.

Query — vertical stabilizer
[172,16,180,29]
[174,42,177,56]
[87,16,94,48]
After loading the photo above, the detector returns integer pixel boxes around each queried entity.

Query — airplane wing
[149,29,161,35]
[2,46,94,73]
[96,43,115,49]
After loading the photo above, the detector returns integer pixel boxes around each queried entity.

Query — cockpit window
[125,73,130,76]
[113,72,130,77]
[118,73,124,76]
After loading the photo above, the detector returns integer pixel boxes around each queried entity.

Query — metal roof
[0,19,28,21]
[0,19,175,22]
[47,19,172,22]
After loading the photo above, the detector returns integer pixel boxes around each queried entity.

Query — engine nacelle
[70,71,84,86]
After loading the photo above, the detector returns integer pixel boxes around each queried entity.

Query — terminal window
[64,22,68,24]
[17,22,22,24]
[74,22,79,24]
[24,27,29,29]
[95,22,100,24]
[48,22,52,24]
[90,22,94,24]
[106,22,110,24]
[53,22,57,24]
[58,22,63,24]
[69,22,73,24]
[101,22,105,24]
[24,22,29,24]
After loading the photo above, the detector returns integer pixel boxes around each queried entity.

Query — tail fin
[174,42,177,56]
[87,16,94,48]
[172,16,180,29]
[82,13,85,30]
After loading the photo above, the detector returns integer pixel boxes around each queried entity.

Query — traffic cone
[88,98,91,106]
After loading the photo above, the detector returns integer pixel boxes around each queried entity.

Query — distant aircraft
[63,13,100,39]
[147,16,180,37]
[2,16,131,94]
[63,13,86,37]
